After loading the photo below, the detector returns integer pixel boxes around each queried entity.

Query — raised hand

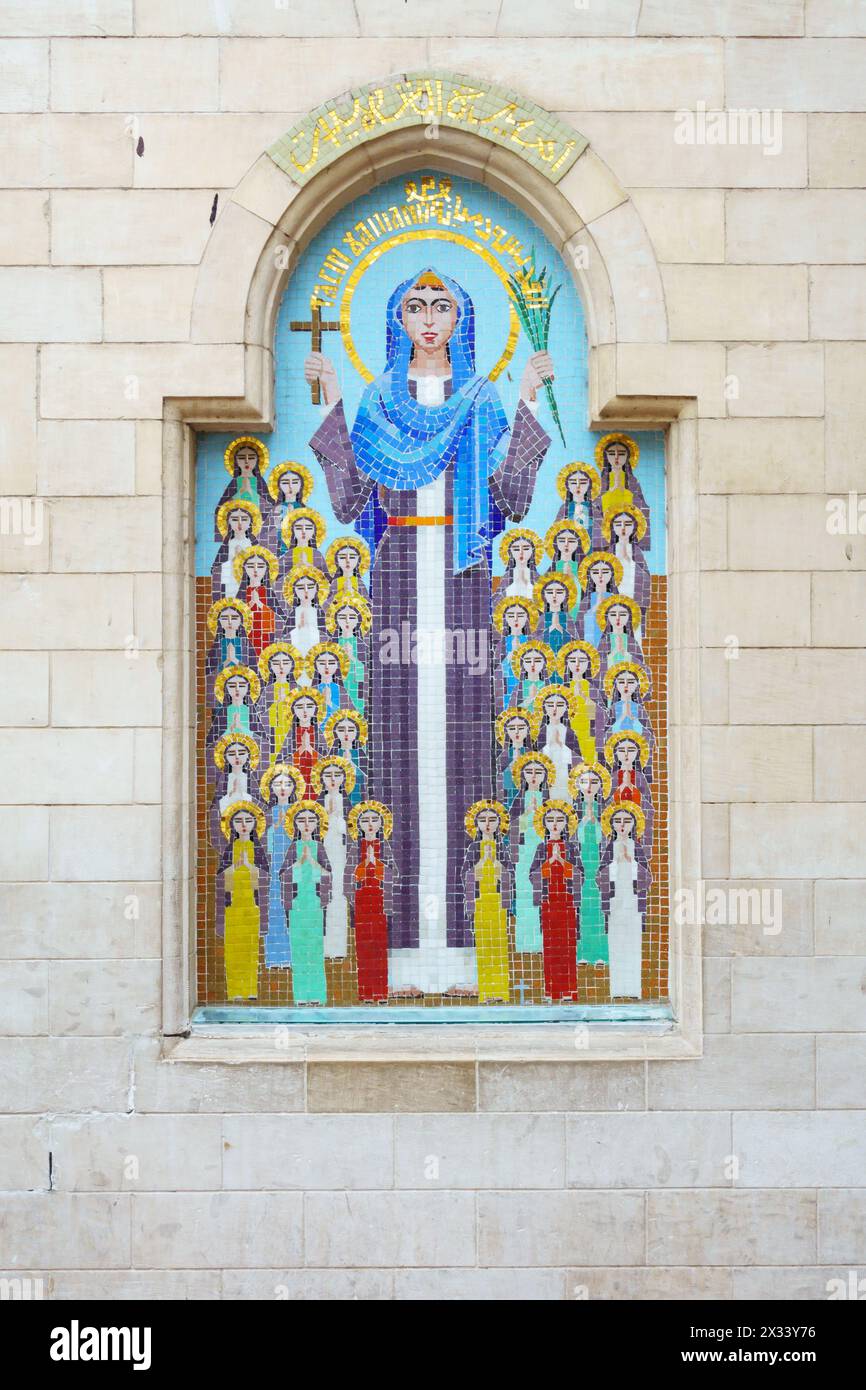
[304,352,341,407]
[520,350,555,403]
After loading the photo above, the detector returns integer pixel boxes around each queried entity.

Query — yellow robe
[474,841,510,1004]
[224,840,260,999]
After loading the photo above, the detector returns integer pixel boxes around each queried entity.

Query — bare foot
[389,986,424,998]
[444,986,477,997]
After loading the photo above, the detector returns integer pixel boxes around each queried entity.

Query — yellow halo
[498,526,543,569]
[213,663,261,705]
[232,544,279,586]
[267,460,314,503]
[284,798,329,838]
[259,762,305,804]
[219,798,266,842]
[603,659,651,700]
[511,750,557,790]
[207,597,253,637]
[577,549,624,593]
[604,728,651,770]
[601,799,646,840]
[495,706,540,746]
[596,594,642,637]
[464,798,509,838]
[283,563,330,608]
[326,534,371,578]
[285,685,328,723]
[257,641,303,683]
[601,502,647,543]
[280,505,327,550]
[305,640,351,682]
[492,593,538,634]
[532,797,578,840]
[595,431,639,471]
[325,591,372,636]
[533,570,579,613]
[324,706,368,747]
[509,638,556,681]
[212,730,260,772]
[557,461,601,501]
[556,639,601,680]
[310,753,357,796]
[339,230,520,384]
[347,799,393,840]
[569,760,612,801]
[223,435,269,477]
[544,518,590,562]
[533,681,580,727]
[216,497,262,540]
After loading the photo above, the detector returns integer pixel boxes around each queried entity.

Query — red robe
[245,584,276,657]
[293,722,318,797]
[540,843,578,1002]
[354,840,389,1002]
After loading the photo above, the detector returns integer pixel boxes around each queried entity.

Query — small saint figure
[347,800,395,1003]
[282,799,331,1006]
[216,801,268,1001]
[529,799,580,1003]
[599,802,650,1000]
[463,800,512,1005]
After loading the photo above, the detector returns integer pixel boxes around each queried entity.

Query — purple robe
[310,391,549,948]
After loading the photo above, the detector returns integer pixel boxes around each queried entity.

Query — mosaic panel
[195,170,669,1020]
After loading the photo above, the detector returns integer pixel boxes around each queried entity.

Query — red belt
[386,515,453,527]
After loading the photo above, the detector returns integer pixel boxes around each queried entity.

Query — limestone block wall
[0,0,864,1299]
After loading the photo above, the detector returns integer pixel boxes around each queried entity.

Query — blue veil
[350,268,509,575]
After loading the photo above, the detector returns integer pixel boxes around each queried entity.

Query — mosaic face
[195,170,668,1016]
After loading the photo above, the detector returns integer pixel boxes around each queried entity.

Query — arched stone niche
[162,76,702,1062]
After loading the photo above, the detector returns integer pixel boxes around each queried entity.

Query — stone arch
[163,77,702,1054]
[188,82,675,429]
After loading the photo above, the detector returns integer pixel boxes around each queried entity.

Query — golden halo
[324,706,368,747]
[259,762,305,804]
[494,706,540,746]
[310,753,357,796]
[267,460,314,503]
[212,730,260,772]
[219,798,266,842]
[306,640,350,681]
[326,534,371,578]
[286,685,327,722]
[325,591,372,636]
[595,432,639,471]
[213,663,261,705]
[556,639,601,680]
[280,506,327,550]
[577,549,624,592]
[533,797,578,841]
[544,518,590,561]
[557,461,601,501]
[604,728,651,770]
[257,641,303,682]
[348,799,393,840]
[492,594,538,634]
[601,502,648,543]
[509,638,556,681]
[464,798,509,838]
[283,563,330,607]
[498,526,543,569]
[601,800,646,840]
[224,435,269,477]
[233,544,278,586]
[511,750,557,790]
[569,760,612,801]
[284,798,328,838]
[603,659,651,699]
[207,597,253,636]
[596,594,642,636]
[533,681,580,726]
[339,230,520,383]
[533,570,579,613]
[216,497,262,540]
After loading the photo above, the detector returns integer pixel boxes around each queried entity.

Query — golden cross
[290,303,341,404]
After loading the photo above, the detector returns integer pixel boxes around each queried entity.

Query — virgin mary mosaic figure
[305,267,554,994]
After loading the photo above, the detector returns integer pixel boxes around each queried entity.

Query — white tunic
[387,371,477,994]
[607,850,642,998]
[323,791,348,958]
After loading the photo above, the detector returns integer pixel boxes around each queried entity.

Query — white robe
[607,851,642,997]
